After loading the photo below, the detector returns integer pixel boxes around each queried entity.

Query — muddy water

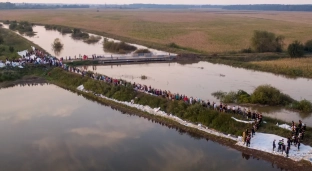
[1,24,169,58]
[0,84,282,171]
[84,62,312,126]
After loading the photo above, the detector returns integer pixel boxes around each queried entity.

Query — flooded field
[1,23,169,58]
[0,84,283,171]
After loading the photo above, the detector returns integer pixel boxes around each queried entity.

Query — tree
[251,30,284,52]
[304,40,312,52]
[52,38,63,50]
[287,40,305,58]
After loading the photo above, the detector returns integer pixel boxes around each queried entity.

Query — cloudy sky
[2,0,312,5]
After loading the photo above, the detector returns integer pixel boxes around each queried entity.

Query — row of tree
[250,30,312,58]
[223,5,312,12]
[0,2,89,9]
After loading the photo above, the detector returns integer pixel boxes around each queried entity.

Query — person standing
[286,146,290,158]
[273,140,276,152]
[246,135,251,147]
[298,140,301,151]
[282,144,286,154]
[278,140,282,152]
[251,127,255,137]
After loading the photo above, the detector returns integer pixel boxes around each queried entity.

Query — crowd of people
[272,120,306,157]
[1,48,61,67]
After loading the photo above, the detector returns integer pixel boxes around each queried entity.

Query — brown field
[1,9,312,53]
[251,58,312,78]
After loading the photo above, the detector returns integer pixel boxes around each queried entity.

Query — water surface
[1,23,169,58]
[0,84,283,171]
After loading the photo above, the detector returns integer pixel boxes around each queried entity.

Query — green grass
[0,27,48,60]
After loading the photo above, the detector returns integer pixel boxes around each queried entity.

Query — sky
[1,0,312,5]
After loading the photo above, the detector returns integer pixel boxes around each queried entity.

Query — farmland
[1,9,312,53]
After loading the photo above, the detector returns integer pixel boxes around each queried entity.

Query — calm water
[0,84,283,171]
[83,62,312,126]
[1,24,169,58]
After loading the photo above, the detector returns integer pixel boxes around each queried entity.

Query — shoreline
[52,80,312,171]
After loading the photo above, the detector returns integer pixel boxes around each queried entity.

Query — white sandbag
[17,50,28,57]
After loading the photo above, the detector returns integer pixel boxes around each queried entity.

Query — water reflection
[0,84,281,171]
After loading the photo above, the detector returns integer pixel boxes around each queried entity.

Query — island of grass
[71,28,89,40]
[45,25,72,34]
[103,38,137,54]
[212,85,312,113]
[8,21,35,36]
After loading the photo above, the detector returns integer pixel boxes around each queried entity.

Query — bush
[9,22,17,30]
[251,30,284,52]
[168,42,180,48]
[52,38,63,50]
[134,49,151,54]
[103,38,137,54]
[250,85,294,105]
[241,47,253,53]
[72,28,89,39]
[287,40,305,58]
[237,90,251,103]
[304,39,312,52]
[291,100,312,113]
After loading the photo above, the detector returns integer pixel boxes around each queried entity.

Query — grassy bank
[0,65,49,82]
[0,27,48,60]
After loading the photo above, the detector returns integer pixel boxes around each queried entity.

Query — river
[82,62,312,126]
[0,84,283,171]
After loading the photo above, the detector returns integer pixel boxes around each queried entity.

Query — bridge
[63,54,177,64]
